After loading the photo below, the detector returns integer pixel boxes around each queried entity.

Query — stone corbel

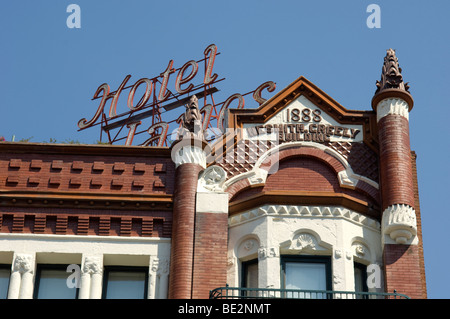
[382,204,417,244]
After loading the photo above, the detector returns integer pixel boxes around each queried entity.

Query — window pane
[354,263,368,298]
[105,271,146,299]
[36,269,77,299]
[242,261,258,298]
[354,267,364,292]
[286,262,326,290]
[0,268,10,299]
[285,262,327,298]
[244,262,258,289]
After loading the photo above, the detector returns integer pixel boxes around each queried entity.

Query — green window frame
[281,255,332,298]
[354,262,368,298]
[33,264,80,299]
[0,264,11,299]
[102,266,149,299]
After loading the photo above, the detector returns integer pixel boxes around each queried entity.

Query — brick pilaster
[192,192,229,299]
[168,163,203,299]
[383,244,423,299]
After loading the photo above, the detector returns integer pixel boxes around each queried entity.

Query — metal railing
[209,286,410,299]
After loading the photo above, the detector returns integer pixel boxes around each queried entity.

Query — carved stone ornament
[13,254,34,274]
[287,233,322,253]
[82,256,102,275]
[243,240,255,251]
[151,258,169,275]
[237,238,259,259]
[382,204,417,244]
[352,241,371,261]
[198,165,227,192]
[295,233,317,251]
[258,247,278,259]
[178,95,203,140]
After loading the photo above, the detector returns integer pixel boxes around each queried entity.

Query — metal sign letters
[77,44,276,146]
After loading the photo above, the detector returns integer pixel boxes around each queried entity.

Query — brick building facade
[0,49,426,299]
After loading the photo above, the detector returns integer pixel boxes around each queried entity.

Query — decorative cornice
[229,204,380,231]
[0,141,172,158]
[229,190,376,217]
[0,232,171,243]
[0,191,173,211]
[382,204,417,245]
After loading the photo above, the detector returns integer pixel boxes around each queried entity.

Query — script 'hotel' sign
[77,44,277,146]
[243,95,362,143]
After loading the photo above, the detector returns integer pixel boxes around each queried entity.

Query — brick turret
[168,95,228,299]
[168,137,206,299]
[372,49,425,298]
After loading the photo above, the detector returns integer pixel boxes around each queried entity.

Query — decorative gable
[226,76,378,152]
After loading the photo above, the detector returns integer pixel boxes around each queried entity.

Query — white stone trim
[280,230,332,254]
[196,165,229,214]
[382,204,418,245]
[149,256,169,299]
[376,98,410,122]
[79,255,103,299]
[0,233,171,299]
[8,253,35,299]
[173,145,206,168]
[196,192,229,214]
[227,204,384,293]
[197,165,227,192]
[229,204,380,231]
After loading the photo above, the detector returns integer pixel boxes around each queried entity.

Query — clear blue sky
[1,0,449,298]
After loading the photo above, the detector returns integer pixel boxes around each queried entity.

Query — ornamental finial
[372,49,413,110]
